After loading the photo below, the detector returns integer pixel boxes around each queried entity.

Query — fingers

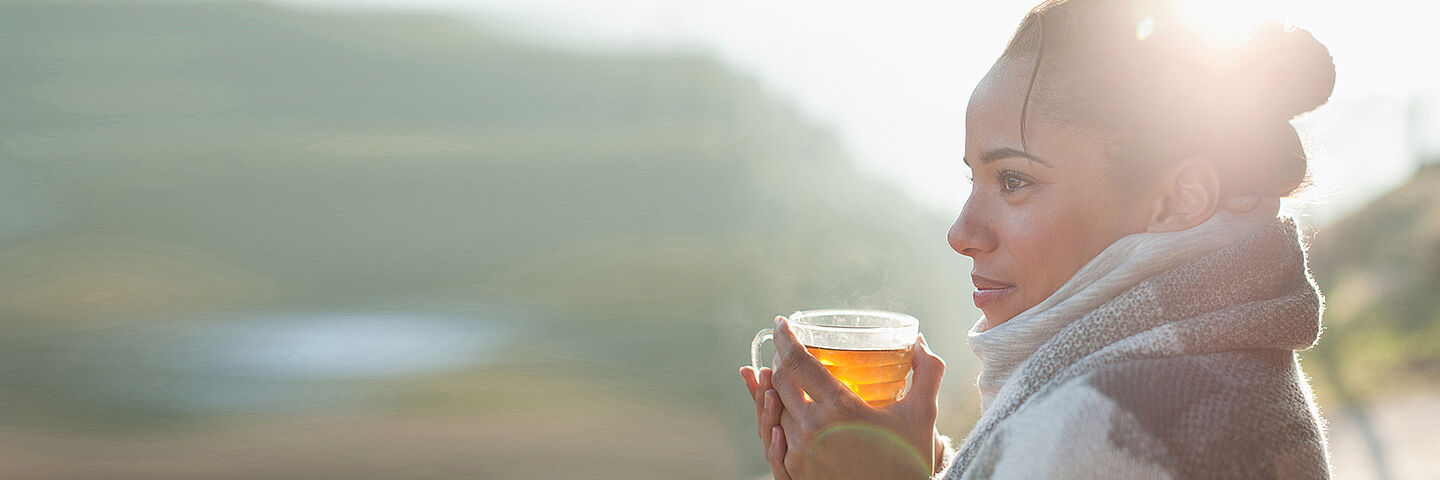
[768,354,808,411]
[768,319,807,409]
[740,366,759,399]
[766,426,792,480]
[743,366,766,442]
[760,389,782,451]
[743,366,767,442]
[755,368,775,439]
[772,317,853,404]
[900,333,946,412]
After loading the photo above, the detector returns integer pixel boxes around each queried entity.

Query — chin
[981,308,1016,330]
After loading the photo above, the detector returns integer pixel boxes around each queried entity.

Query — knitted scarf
[936,202,1330,479]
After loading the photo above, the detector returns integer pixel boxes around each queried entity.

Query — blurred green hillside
[0,1,973,479]
[1305,163,1440,404]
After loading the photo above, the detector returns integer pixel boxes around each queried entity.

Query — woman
[739,0,1335,478]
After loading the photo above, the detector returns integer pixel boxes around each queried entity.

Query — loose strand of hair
[1019,13,1046,153]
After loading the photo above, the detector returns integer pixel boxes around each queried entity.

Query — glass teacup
[751,309,919,407]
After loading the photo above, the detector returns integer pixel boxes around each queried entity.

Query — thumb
[906,334,946,403]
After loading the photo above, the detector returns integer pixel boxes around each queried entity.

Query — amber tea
[752,309,920,407]
[805,344,914,407]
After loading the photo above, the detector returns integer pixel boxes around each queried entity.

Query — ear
[1146,157,1220,233]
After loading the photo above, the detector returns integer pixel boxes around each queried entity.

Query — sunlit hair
[1002,0,1335,198]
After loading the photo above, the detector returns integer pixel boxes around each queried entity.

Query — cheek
[1010,218,1087,283]
[1001,199,1109,303]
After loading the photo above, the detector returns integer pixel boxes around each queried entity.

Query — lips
[971,273,1015,308]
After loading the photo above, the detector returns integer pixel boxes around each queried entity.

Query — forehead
[964,56,1112,173]
[966,57,1037,150]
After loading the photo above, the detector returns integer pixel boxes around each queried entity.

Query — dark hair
[1002,0,1335,198]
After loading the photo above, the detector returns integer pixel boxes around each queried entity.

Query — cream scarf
[936,198,1330,479]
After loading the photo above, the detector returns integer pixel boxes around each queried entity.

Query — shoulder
[1071,351,1328,479]
[1084,350,1302,411]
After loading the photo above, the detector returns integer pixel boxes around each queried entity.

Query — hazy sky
[278,0,1439,224]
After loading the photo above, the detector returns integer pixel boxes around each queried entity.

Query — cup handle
[751,328,774,370]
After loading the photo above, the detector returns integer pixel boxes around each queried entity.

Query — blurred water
[178,312,502,380]
[11,312,508,417]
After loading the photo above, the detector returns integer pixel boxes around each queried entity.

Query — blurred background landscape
[0,1,1434,479]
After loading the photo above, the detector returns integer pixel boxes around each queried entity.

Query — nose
[947,199,996,258]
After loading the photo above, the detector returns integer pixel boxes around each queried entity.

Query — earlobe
[1146,158,1221,233]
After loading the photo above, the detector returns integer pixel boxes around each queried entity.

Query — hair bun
[1236,22,1336,120]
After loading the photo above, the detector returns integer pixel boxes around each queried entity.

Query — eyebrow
[962,147,1053,168]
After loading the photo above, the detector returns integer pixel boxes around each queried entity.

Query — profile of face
[947,57,1156,329]
[947,2,1329,330]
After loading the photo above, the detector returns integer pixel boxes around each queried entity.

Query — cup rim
[786,309,918,331]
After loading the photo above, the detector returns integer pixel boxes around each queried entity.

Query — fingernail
[771,426,782,444]
[774,315,782,327]
[764,390,775,409]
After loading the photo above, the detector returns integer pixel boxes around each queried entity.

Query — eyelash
[996,170,1034,193]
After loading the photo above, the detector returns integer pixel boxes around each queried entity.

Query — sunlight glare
[1136,16,1154,41]
[1175,0,1287,49]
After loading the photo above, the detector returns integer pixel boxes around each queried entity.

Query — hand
[739,364,787,478]
[768,316,946,480]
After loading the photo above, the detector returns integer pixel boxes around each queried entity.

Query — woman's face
[949,58,1154,329]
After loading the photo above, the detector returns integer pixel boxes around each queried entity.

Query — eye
[997,170,1033,193]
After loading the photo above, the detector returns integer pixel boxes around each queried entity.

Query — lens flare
[812,422,930,476]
